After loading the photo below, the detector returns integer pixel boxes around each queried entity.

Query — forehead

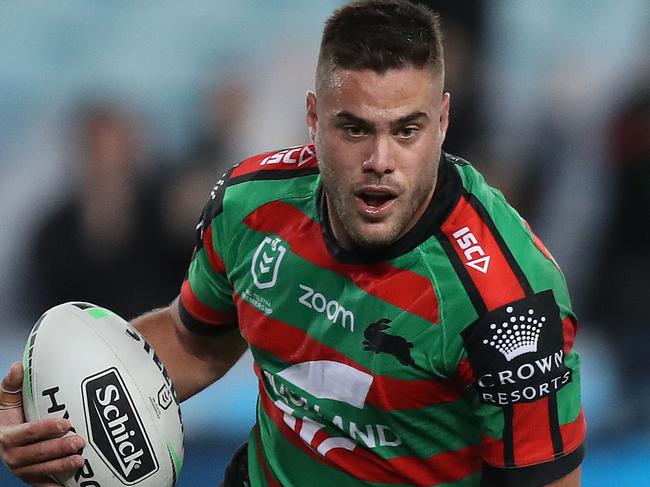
[318,67,442,119]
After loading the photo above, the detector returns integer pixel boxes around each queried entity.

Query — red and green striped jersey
[179,145,585,487]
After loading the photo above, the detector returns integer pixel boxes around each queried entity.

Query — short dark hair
[316,0,443,90]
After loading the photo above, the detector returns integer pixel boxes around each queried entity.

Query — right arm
[132,296,248,402]
[0,298,246,485]
[2,167,243,484]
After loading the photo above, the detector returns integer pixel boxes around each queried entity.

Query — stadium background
[1,0,649,485]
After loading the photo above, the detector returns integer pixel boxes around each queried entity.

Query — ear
[306,91,318,143]
[439,92,451,142]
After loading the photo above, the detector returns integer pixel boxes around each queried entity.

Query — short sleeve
[178,170,238,335]
[459,290,586,486]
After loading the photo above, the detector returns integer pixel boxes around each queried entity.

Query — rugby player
[0,1,585,485]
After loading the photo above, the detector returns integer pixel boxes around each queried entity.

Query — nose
[362,135,394,175]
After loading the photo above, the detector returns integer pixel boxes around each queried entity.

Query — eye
[396,126,419,139]
[342,125,367,138]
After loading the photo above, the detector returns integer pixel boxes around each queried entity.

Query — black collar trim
[318,152,462,264]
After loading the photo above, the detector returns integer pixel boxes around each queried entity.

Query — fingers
[0,363,86,484]
[1,362,23,392]
[12,453,85,483]
[4,434,85,470]
[1,418,73,448]
[31,479,68,487]
[0,362,23,410]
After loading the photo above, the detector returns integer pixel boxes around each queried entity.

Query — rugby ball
[22,302,184,487]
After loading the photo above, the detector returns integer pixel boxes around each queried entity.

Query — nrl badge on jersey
[251,236,287,290]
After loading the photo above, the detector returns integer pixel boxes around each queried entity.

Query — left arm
[547,466,580,486]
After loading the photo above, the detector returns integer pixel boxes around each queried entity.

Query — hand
[0,362,85,486]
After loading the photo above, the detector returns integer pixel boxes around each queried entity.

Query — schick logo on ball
[82,368,159,484]
[251,236,287,289]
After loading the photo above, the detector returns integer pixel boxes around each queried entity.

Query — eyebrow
[335,111,429,129]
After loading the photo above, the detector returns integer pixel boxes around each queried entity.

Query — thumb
[0,361,25,425]
[2,361,24,392]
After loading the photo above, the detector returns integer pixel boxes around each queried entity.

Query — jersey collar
[318,152,462,264]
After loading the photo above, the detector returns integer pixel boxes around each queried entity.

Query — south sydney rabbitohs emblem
[251,237,286,289]
[461,290,572,407]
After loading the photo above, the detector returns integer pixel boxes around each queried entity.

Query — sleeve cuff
[178,298,237,336]
[481,443,585,487]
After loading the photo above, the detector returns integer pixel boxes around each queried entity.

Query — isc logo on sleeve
[452,226,491,274]
[259,145,316,167]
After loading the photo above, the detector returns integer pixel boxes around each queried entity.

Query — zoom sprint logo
[82,368,158,484]
[298,284,355,331]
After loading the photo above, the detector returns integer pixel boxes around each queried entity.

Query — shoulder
[441,153,564,293]
[229,144,318,181]
[435,153,574,333]
[199,144,320,227]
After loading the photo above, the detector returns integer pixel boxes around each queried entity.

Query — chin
[348,223,402,250]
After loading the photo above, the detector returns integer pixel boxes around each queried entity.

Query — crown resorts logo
[461,290,573,407]
[482,306,547,361]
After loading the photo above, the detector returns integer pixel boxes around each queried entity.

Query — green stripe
[557,351,582,425]
[257,408,413,487]
[22,335,33,405]
[224,175,319,224]
[236,240,441,381]
[257,405,480,486]
[187,249,236,312]
[87,307,112,319]
[255,360,480,459]
[166,441,183,477]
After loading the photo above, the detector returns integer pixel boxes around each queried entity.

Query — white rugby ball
[22,302,184,487]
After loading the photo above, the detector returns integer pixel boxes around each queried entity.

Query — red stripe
[243,201,439,323]
[230,145,318,179]
[202,224,225,273]
[253,425,283,487]
[180,280,235,325]
[441,196,526,310]
[455,359,476,387]
[259,386,480,486]
[441,197,567,467]
[479,435,505,466]
[238,296,461,410]
[523,220,560,270]
[511,399,555,465]
[560,408,586,452]
[562,316,577,355]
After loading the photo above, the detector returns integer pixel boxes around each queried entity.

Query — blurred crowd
[1,1,649,479]
[24,79,248,320]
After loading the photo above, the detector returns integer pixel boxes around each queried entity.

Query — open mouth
[360,192,395,207]
[355,187,398,216]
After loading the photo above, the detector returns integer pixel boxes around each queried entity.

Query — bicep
[133,298,247,402]
[454,291,585,485]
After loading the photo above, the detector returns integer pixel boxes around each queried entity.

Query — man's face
[307,66,450,249]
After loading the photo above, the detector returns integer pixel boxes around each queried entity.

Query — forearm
[132,298,248,401]
[546,466,580,486]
